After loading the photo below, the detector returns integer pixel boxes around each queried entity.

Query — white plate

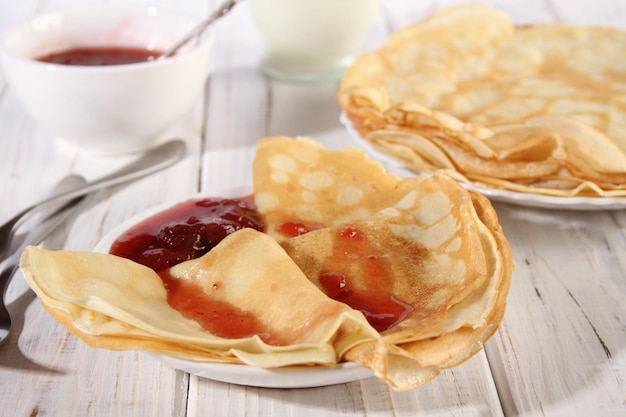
[94,186,374,388]
[149,353,373,388]
[340,113,626,210]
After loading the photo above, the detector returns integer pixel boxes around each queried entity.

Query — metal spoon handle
[0,139,186,259]
[19,139,184,227]
[160,0,243,59]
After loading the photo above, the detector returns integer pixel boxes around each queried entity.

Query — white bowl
[0,4,212,155]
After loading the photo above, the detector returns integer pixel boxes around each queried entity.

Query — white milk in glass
[249,0,380,81]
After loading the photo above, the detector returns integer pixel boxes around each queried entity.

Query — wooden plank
[187,359,504,417]
[0,0,210,416]
[1,0,625,415]
[486,205,626,416]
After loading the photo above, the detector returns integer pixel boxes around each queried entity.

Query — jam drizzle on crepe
[318,225,413,332]
[159,269,284,345]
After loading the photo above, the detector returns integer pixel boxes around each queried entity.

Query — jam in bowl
[0,4,212,155]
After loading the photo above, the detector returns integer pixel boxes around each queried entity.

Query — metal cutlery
[0,139,186,262]
[160,0,244,59]
[0,175,88,345]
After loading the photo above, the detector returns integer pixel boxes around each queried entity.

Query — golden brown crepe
[253,136,426,241]
[20,137,513,391]
[339,4,626,197]
[281,173,513,390]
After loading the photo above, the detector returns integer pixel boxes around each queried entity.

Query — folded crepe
[338,4,626,197]
[253,137,512,389]
[281,173,512,389]
[20,228,379,368]
[20,137,513,391]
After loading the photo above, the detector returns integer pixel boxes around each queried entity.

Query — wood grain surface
[0,1,624,416]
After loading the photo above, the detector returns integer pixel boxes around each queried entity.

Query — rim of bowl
[0,4,212,72]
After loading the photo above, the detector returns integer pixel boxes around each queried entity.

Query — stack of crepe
[338,4,626,197]
[20,136,513,391]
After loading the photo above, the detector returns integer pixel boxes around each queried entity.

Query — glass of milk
[248,0,380,82]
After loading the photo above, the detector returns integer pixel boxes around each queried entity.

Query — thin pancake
[20,229,379,368]
[339,4,626,197]
[253,136,420,240]
[281,174,513,390]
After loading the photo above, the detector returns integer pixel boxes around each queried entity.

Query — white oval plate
[340,113,626,211]
[94,186,374,388]
[149,353,373,388]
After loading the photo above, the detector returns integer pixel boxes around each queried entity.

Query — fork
[0,175,87,345]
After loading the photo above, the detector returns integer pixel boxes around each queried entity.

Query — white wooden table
[1,0,625,416]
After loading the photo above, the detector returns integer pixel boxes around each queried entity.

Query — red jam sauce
[37,46,161,66]
[109,196,273,342]
[318,225,413,332]
[277,221,324,238]
[159,270,284,345]
[109,196,265,272]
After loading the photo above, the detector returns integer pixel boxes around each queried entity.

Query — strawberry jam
[37,46,161,66]
[277,221,324,237]
[158,269,285,345]
[318,225,414,332]
[109,196,264,272]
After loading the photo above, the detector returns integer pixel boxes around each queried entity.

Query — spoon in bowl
[159,0,244,59]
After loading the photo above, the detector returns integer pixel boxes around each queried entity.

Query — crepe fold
[338,4,626,197]
[252,135,420,242]
[20,229,379,368]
